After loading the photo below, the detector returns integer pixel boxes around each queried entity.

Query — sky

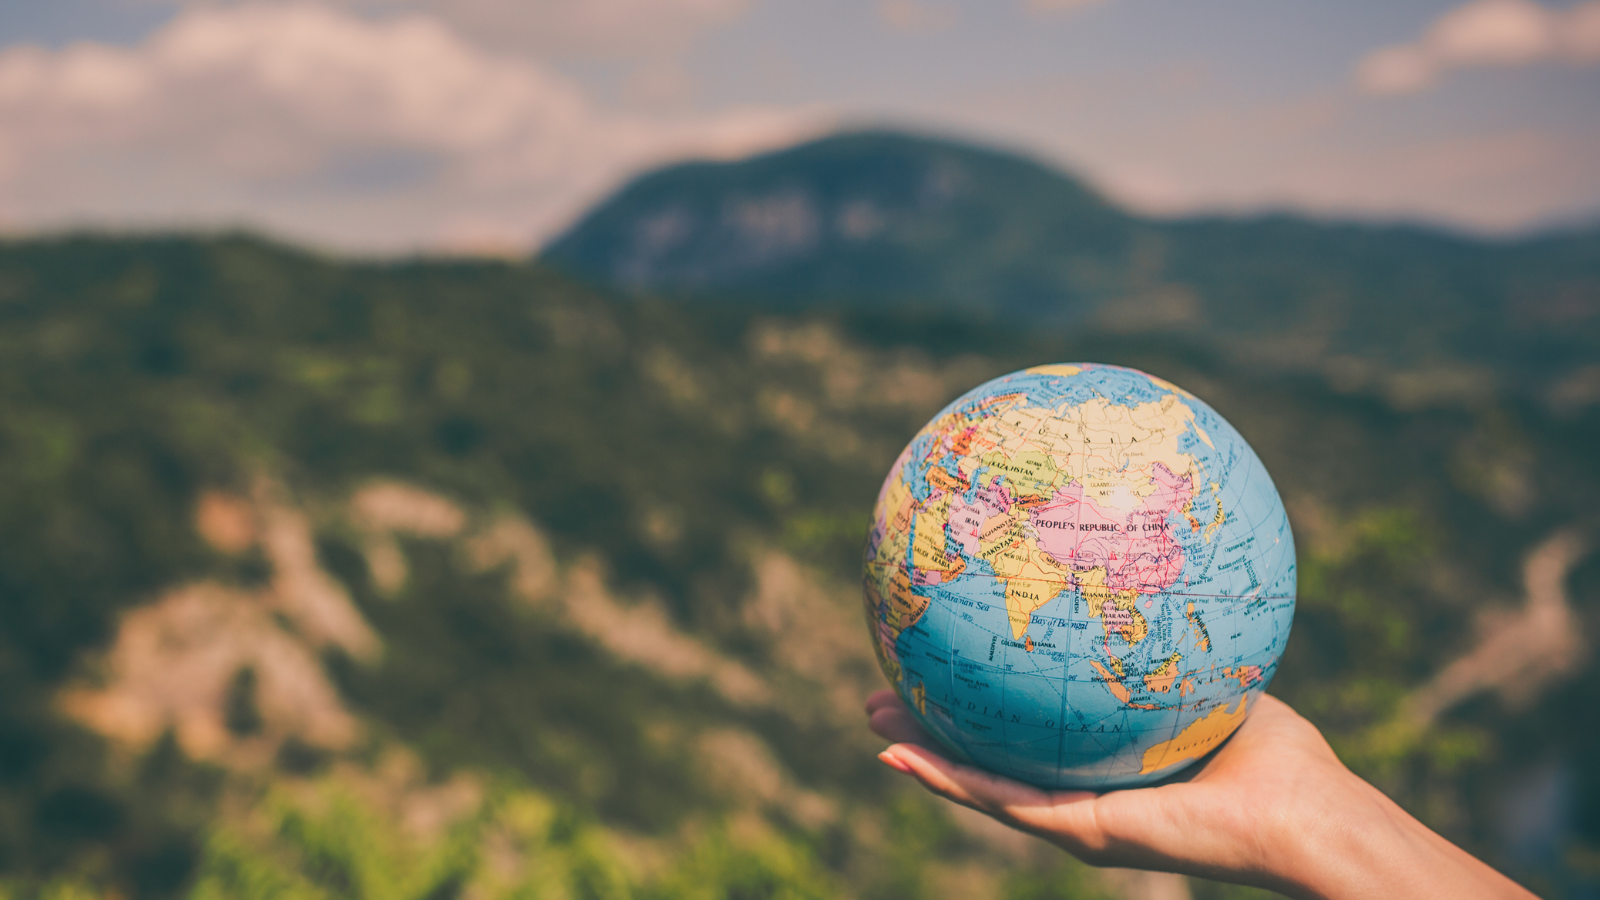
[1,0,1597,254]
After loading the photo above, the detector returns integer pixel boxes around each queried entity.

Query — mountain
[0,234,1597,897]
[543,131,1600,404]
[544,132,1135,318]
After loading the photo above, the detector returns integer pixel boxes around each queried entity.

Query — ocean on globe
[863,363,1295,790]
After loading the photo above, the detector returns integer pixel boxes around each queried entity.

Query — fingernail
[878,750,912,774]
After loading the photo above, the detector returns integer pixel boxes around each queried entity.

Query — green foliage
[645,827,835,900]
[189,775,840,900]
[193,781,617,900]
[855,793,964,900]
[0,233,1597,897]
[1184,881,1285,900]
[999,857,1117,900]
[325,538,728,831]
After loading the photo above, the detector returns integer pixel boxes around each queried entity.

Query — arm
[867,691,1536,899]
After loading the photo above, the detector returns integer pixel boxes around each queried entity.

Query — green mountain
[543,131,1600,402]
[545,132,1133,316]
[0,232,1596,899]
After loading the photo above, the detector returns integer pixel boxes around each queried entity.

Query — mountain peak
[542,129,1131,312]
[540,129,1600,384]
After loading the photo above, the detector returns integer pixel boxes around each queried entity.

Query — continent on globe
[863,363,1296,790]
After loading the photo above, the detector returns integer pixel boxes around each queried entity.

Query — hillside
[543,131,1600,405]
[0,235,1597,898]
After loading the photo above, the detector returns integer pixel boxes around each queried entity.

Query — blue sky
[0,0,1596,252]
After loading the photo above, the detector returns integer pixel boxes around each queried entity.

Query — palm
[865,689,1362,890]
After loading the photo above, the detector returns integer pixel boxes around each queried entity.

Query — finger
[869,705,937,745]
[881,743,1092,833]
[879,743,995,811]
[864,689,904,715]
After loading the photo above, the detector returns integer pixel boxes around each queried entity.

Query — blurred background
[0,1,1597,898]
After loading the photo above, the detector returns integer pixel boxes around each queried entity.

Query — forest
[0,232,1596,898]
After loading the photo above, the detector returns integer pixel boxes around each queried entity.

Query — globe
[864,363,1296,790]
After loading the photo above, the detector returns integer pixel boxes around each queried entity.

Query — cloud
[0,3,825,253]
[944,68,1600,233]
[143,0,753,58]
[407,0,751,55]
[1022,0,1107,16]
[1357,0,1600,95]
[1092,116,1600,233]
[879,0,957,34]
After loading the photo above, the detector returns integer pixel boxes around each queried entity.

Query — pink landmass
[1032,463,1193,594]
[976,485,1011,516]
[950,487,1013,559]
[949,494,987,559]
[1224,665,1264,688]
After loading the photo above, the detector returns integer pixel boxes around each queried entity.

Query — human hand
[867,690,1536,900]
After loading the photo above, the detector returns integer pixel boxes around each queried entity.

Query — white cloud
[408,0,751,56]
[942,70,1600,233]
[142,0,753,58]
[1106,119,1600,233]
[0,3,825,253]
[1357,0,1600,95]
[879,0,957,34]
[1022,0,1107,16]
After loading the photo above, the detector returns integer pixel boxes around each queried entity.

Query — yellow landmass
[882,471,911,527]
[1049,397,1201,486]
[911,493,960,572]
[1222,665,1263,689]
[861,576,896,680]
[1088,659,1131,704]
[922,393,1027,452]
[978,523,1028,571]
[978,448,1063,499]
[911,681,927,715]
[1082,472,1148,510]
[959,394,1207,535]
[926,466,967,493]
[1145,374,1197,400]
[1185,601,1211,652]
[983,535,1076,638]
[866,566,930,688]
[1027,364,1083,377]
[1080,568,1148,645]
[877,651,900,685]
[987,405,1061,457]
[956,453,986,479]
[1003,575,1063,639]
[873,475,914,568]
[1203,482,1225,544]
[1181,498,1201,533]
[976,510,1024,557]
[1139,698,1248,774]
[885,568,927,634]
[1144,652,1183,693]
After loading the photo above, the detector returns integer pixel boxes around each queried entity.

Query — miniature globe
[864,363,1296,790]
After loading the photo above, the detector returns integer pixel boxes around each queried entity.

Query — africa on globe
[863,363,1296,790]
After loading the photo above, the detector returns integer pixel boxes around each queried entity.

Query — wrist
[1268,773,1413,899]
[1265,769,1534,900]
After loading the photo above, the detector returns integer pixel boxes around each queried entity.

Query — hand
[867,690,1536,900]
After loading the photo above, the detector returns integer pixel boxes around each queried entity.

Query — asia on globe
[863,363,1296,789]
